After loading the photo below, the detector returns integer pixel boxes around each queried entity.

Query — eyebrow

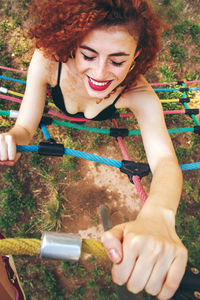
[80,45,130,57]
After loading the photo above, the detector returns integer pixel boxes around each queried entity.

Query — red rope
[112,119,148,203]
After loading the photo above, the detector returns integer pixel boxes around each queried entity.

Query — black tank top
[51,62,122,121]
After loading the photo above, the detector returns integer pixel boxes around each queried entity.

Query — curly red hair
[30,0,164,88]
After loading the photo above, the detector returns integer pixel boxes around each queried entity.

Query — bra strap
[57,62,62,85]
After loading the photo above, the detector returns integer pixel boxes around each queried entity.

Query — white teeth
[89,77,110,86]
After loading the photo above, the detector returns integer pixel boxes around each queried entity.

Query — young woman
[0,0,187,299]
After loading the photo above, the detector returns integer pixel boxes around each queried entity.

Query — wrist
[137,202,176,225]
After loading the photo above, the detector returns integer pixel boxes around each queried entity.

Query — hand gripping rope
[0,229,199,300]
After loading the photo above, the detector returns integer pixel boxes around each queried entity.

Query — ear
[134,48,142,60]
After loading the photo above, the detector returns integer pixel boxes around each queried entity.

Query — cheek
[115,67,129,81]
[75,54,86,71]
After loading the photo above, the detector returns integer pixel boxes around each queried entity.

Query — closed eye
[81,52,125,66]
[111,61,125,66]
[81,52,95,61]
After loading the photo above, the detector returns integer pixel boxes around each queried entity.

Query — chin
[87,89,110,99]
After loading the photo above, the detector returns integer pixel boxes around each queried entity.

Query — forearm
[142,158,183,215]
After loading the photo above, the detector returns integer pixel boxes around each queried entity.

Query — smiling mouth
[87,76,113,91]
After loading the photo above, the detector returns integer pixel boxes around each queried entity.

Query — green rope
[52,119,110,134]
[0,110,10,116]
[168,127,195,133]
[53,120,194,135]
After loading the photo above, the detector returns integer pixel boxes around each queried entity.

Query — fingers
[144,243,176,296]
[112,232,140,285]
[108,231,188,298]
[0,134,18,165]
[126,237,164,294]
[102,224,125,264]
[157,247,188,300]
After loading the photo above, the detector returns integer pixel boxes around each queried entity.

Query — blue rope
[64,148,122,168]
[16,145,200,171]
[0,76,26,84]
[17,145,39,152]
[180,162,200,171]
[1,75,199,92]
[40,124,52,140]
[154,88,200,92]
[17,145,122,168]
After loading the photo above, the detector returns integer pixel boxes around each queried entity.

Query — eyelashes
[81,52,125,67]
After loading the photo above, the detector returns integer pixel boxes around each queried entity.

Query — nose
[93,58,109,80]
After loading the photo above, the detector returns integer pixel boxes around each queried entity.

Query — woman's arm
[102,77,188,299]
[0,50,50,165]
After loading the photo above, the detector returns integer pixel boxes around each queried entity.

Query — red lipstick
[88,76,112,91]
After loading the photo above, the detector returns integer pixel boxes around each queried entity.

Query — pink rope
[48,110,88,122]
[0,65,27,74]
[0,94,22,104]
[1,65,199,86]
[132,176,148,203]
[120,110,186,118]
[164,110,185,115]
[117,137,130,160]
[1,94,195,121]
[112,118,148,203]
[0,94,88,121]
[120,112,134,117]
[150,80,200,86]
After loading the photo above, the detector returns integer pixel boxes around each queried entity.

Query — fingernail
[108,249,120,263]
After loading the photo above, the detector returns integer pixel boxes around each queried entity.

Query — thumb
[101,224,124,264]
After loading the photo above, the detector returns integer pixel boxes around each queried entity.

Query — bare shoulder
[129,74,154,94]
[27,49,58,86]
[116,74,162,118]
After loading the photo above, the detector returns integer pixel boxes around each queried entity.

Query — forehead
[79,26,137,54]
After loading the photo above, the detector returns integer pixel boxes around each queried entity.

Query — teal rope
[52,119,193,135]
[0,110,10,116]
[0,110,195,135]
[52,120,110,134]
[168,127,195,133]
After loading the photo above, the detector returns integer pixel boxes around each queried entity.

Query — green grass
[173,20,190,40]
[16,260,65,300]
[190,23,200,47]
[170,42,186,62]
[0,169,36,236]
[62,261,89,278]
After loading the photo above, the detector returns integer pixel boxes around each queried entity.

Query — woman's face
[75,26,139,99]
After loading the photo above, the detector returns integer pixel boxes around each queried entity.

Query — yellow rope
[0,238,109,259]
[81,239,109,260]
[4,89,200,104]
[0,239,41,256]
[160,98,200,103]
[8,90,23,98]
